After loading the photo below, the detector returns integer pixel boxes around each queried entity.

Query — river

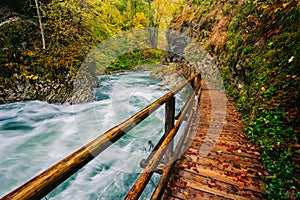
[0,71,185,199]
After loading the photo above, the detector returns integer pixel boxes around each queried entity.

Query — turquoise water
[0,71,185,200]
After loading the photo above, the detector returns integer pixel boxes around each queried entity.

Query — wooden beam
[165,96,175,157]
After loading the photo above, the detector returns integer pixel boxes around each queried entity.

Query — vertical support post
[195,73,201,95]
[165,96,175,158]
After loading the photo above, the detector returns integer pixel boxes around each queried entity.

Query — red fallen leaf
[224,171,230,176]
[237,177,247,183]
[211,179,217,183]
[244,191,251,197]
[233,163,241,169]
[199,191,204,197]
[223,163,230,168]
[252,191,260,197]
[216,184,222,190]
[238,185,244,190]
[241,171,247,176]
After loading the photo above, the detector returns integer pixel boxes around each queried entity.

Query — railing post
[165,96,175,158]
[194,73,202,95]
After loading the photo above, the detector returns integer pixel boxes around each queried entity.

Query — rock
[151,64,189,90]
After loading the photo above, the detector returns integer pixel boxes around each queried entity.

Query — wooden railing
[1,72,201,200]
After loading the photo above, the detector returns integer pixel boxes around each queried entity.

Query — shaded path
[163,81,265,199]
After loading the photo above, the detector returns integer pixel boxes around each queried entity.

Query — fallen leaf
[238,185,244,190]
[258,172,262,176]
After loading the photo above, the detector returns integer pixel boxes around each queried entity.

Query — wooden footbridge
[1,73,265,200]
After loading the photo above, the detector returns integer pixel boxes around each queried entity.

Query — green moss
[105,49,164,73]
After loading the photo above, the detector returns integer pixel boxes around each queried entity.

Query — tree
[34,0,46,49]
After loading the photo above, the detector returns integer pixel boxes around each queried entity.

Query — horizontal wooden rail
[1,73,200,200]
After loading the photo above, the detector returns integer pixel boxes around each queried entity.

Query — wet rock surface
[0,72,98,105]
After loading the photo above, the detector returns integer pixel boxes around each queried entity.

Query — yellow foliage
[282,3,289,8]
[82,0,128,40]
[25,75,39,80]
[4,63,14,67]
[24,50,36,57]
[152,0,185,28]
[132,12,149,28]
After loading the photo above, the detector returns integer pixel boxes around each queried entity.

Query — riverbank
[0,61,194,105]
[150,62,197,90]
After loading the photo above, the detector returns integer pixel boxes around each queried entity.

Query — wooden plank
[167,185,229,200]
[166,173,230,200]
[175,169,263,199]
[187,179,254,200]
[188,142,260,159]
[194,130,248,143]
[177,155,263,192]
[181,154,263,177]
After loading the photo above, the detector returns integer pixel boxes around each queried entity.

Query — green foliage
[245,109,298,199]
[221,0,300,198]
[0,0,163,78]
[106,49,164,73]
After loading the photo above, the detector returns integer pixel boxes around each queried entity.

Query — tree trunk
[34,0,46,49]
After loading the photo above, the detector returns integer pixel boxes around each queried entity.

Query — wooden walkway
[163,82,265,200]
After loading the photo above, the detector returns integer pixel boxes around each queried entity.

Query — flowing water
[0,71,185,200]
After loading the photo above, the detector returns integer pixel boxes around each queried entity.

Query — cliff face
[172,0,300,199]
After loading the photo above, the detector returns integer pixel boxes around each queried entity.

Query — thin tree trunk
[35,0,46,49]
